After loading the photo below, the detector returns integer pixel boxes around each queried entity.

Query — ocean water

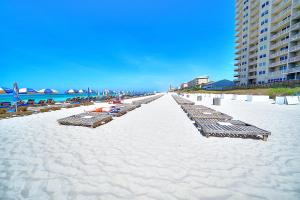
[0,93,100,103]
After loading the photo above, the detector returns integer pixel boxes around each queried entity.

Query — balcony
[269,60,288,68]
[234,62,241,66]
[294,0,300,8]
[248,60,257,66]
[272,6,292,23]
[248,75,257,80]
[270,28,290,41]
[292,10,300,19]
[269,70,288,77]
[287,66,300,73]
[270,38,290,50]
[249,37,258,44]
[290,33,300,41]
[270,49,289,59]
[234,73,240,77]
[234,67,240,72]
[289,55,300,63]
[248,67,257,73]
[271,17,291,32]
[249,53,258,59]
[291,22,300,31]
[290,44,300,52]
[233,79,240,82]
[272,0,291,15]
[249,45,258,52]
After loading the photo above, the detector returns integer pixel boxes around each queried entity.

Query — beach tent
[78,89,87,93]
[38,89,58,94]
[19,88,37,94]
[0,87,13,94]
[65,89,78,94]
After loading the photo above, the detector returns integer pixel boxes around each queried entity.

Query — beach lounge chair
[27,99,35,106]
[194,118,246,127]
[47,99,55,104]
[200,122,271,141]
[58,112,113,128]
[38,100,46,106]
[187,111,233,121]
[0,102,11,108]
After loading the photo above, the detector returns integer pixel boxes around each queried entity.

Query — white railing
[291,33,300,41]
[249,60,258,66]
[249,45,258,51]
[272,0,290,14]
[270,28,290,40]
[270,38,290,49]
[271,17,291,32]
[269,60,288,68]
[290,44,300,52]
[292,10,300,19]
[291,22,300,30]
[287,66,300,73]
[270,49,289,58]
[289,55,300,63]
[272,6,292,22]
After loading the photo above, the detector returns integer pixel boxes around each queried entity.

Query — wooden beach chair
[200,122,271,141]
[58,112,113,128]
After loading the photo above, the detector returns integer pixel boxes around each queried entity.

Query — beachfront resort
[1,0,300,199]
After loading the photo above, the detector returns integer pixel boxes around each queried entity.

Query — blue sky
[0,0,235,91]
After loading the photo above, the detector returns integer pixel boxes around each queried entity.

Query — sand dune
[0,94,300,199]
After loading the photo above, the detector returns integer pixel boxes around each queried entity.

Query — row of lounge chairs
[172,95,271,141]
[58,95,164,128]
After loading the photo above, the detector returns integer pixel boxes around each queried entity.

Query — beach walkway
[0,94,300,200]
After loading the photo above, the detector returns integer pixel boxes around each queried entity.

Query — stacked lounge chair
[58,112,113,128]
[58,94,164,128]
[172,94,271,141]
[172,95,195,105]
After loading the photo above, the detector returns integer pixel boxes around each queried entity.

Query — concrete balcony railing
[291,22,300,31]
[270,38,290,49]
[249,45,258,52]
[270,28,290,40]
[270,49,289,59]
[272,0,290,14]
[272,6,292,23]
[248,75,257,79]
[271,17,291,32]
[289,55,300,63]
[249,53,258,59]
[248,60,257,66]
[290,44,300,52]
[269,70,288,77]
[292,10,300,19]
[234,62,241,66]
[234,67,240,72]
[291,33,300,41]
[287,66,300,73]
[269,60,288,68]
[234,73,240,77]
[248,68,257,72]
[249,37,258,44]
[294,0,300,7]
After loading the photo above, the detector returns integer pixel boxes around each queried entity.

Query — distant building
[180,83,188,89]
[187,76,209,88]
[202,79,235,90]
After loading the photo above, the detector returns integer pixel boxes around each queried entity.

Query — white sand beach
[0,94,300,200]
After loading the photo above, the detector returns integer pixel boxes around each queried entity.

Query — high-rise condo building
[234,0,300,86]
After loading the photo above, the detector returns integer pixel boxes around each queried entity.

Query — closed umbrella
[19,88,37,94]
[13,82,21,110]
[0,87,13,94]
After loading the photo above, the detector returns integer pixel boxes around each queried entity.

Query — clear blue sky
[0,0,235,92]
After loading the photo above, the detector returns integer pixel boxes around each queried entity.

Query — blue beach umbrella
[38,89,58,94]
[19,88,37,94]
[0,87,13,94]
